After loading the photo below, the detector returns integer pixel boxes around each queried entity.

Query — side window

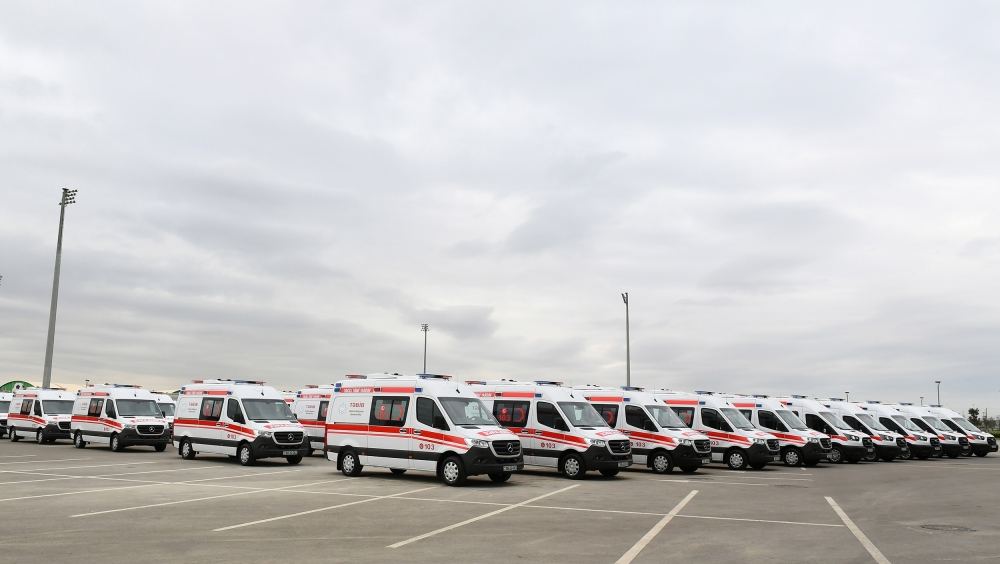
[671,407,695,428]
[880,417,902,434]
[701,408,732,432]
[105,400,117,418]
[805,414,831,434]
[739,409,752,421]
[200,398,223,421]
[536,402,568,432]
[416,398,449,431]
[592,404,619,427]
[912,418,934,434]
[625,406,657,432]
[493,401,529,428]
[20,400,32,416]
[842,415,868,435]
[758,411,786,431]
[318,401,329,421]
[34,401,43,416]
[226,399,245,424]
[88,399,104,417]
[370,397,409,427]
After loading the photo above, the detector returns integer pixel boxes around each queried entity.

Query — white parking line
[388,485,579,549]
[658,479,769,487]
[0,455,37,458]
[0,458,89,466]
[675,514,844,528]
[705,475,813,482]
[826,497,891,564]
[0,483,160,503]
[215,486,436,532]
[1,462,160,472]
[71,477,342,518]
[615,490,698,564]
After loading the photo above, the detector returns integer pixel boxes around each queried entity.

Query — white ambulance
[326,374,524,486]
[70,384,171,452]
[7,388,76,443]
[732,395,832,467]
[173,379,309,465]
[893,403,969,458]
[0,392,11,438]
[653,390,781,470]
[775,395,873,463]
[822,399,906,462]
[926,405,997,457]
[291,384,336,455]
[862,401,941,460]
[468,380,632,479]
[575,385,711,473]
[151,393,176,436]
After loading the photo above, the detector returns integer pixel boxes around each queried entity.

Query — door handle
[413,430,422,435]
[398,428,408,434]
[216,422,224,427]
[535,430,543,435]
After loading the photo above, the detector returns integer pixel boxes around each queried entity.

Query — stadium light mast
[622,292,630,387]
[935,380,941,405]
[42,188,77,388]
[421,324,429,374]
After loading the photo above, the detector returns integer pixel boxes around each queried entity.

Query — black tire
[749,461,768,470]
[286,454,303,465]
[678,464,699,473]
[975,451,988,457]
[947,451,960,459]
[782,448,802,467]
[237,442,255,466]
[110,433,124,452]
[439,455,467,487]
[390,468,407,475]
[899,448,912,461]
[916,453,930,460]
[560,452,587,479]
[154,443,167,452]
[847,455,861,464]
[863,450,878,462]
[879,455,896,462]
[35,429,44,445]
[724,449,749,470]
[599,468,620,477]
[649,451,674,474]
[340,449,362,477]
[73,432,87,449]
[179,439,197,460]
[305,448,315,457]
[827,446,843,464]
[804,459,819,467]
[10,428,19,442]
[488,471,512,483]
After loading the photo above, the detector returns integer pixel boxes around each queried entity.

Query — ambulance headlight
[881,434,893,441]
[679,439,694,446]
[587,439,607,447]
[469,439,489,448]
[976,435,985,440]
[122,423,135,429]
[259,431,273,438]
[752,438,766,445]
[808,437,819,443]
[847,434,860,441]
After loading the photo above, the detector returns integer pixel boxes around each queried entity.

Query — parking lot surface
[2,441,998,563]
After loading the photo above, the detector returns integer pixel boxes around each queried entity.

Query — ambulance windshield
[41,400,73,414]
[557,402,609,427]
[856,413,889,432]
[243,399,296,421]
[720,408,756,431]
[776,410,809,431]
[0,401,9,413]
[819,412,854,431]
[922,416,952,432]
[117,400,163,417]
[954,418,981,432]
[892,415,921,432]
[158,403,176,417]
[646,405,687,429]
[439,398,498,426]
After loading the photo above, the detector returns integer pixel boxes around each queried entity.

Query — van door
[326,395,369,461]
[533,401,571,468]
[624,405,659,465]
[413,397,451,472]
[196,397,226,454]
[492,400,531,463]
[222,398,249,455]
[699,408,733,462]
[368,395,410,468]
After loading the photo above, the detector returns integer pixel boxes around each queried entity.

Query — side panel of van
[326,395,370,463]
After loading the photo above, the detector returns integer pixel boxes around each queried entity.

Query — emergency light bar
[465,380,486,385]
[829,397,845,402]
[344,374,367,379]
[899,402,913,405]
[930,404,942,408]
[751,394,769,398]
[867,400,881,404]
[694,390,714,395]
[620,386,644,391]
[102,383,141,388]
[191,379,265,385]
[416,374,452,380]
[534,380,563,386]
[790,394,807,399]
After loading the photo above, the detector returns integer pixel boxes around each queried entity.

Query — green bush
[992,431,1000,439]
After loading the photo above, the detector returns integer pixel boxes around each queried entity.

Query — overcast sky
[2,2,999,413]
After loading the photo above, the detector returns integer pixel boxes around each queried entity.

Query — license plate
[618,461,631,467]
[772,455,781,462]
[502,465,517,472]
[702,458,711,464]
[867,448,875,453]
[282,450,298,456]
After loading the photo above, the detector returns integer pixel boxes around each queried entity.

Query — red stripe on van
[731,402,756,408]
[585,396,624,402]
[664,399,699,406]
[71,415,123,429]
[497,392,534,398]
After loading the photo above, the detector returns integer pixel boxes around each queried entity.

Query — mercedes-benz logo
[506,443,514,453]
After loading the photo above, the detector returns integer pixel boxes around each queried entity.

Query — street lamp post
[845,391,850,402]
[421,324,429,374]
[42,188,77,389]
[622,292,630,387]
[920,396,924,406]
[935,380,941,405]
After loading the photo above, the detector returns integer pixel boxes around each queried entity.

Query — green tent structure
[0,380,33,393]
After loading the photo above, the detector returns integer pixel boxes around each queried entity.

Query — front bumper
[459,446,524,475]
[909,444,940,457]
[942,443,963,457]
[118,427,170,447]
[250,436,310,459]
[747,443,780,466]
[802,442,831,463]
[874,444,901,458]
[42,423,71,440]
[581,445,632,471]
[669,444,708,468]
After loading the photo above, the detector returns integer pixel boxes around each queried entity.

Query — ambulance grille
[959,437,970,447]
[765,439,780,452]
[694,439,711,453]
[930,437,941,447]
[988,437,996,447]
[608,440,631,454]
[896,438,906,449]
[820,438,832,450]
[138,425,164,435]
[274,431,304,445]
[862,437,874,448]
[490,440,521,457]
[58,422,71,431]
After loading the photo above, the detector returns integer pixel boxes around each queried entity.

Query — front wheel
[879,455,896,462]
[560,453,587,479]
[947,451,960,459]
[782,448,802,467]
[110,433,124,452]
[179,439,197,460]
[827,446,843,464]
[488,471,512,483]
[724,449,748,470]
[599,468,620,477]
[389,468,406,475]
[237,443,256,466]
[35,430,45,444]
[899,449,912,460]
[678,464,699,473]
[340,450,362,477]
[975,451,989,457]
[650,451,673,474]
[916,453,930,460]
[440,456,467,487]
[863,450,878,462]
[10,429,19,442]
[286,455,303,465]
[154,443,167,452]
[74,432,87,449]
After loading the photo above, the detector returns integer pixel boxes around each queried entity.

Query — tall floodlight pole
[845,391,850,402]
[920,396,924,406]
[622,292,630,387]
[421,324,429,374]
[935,380,941,405]
[42,188,77,388]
